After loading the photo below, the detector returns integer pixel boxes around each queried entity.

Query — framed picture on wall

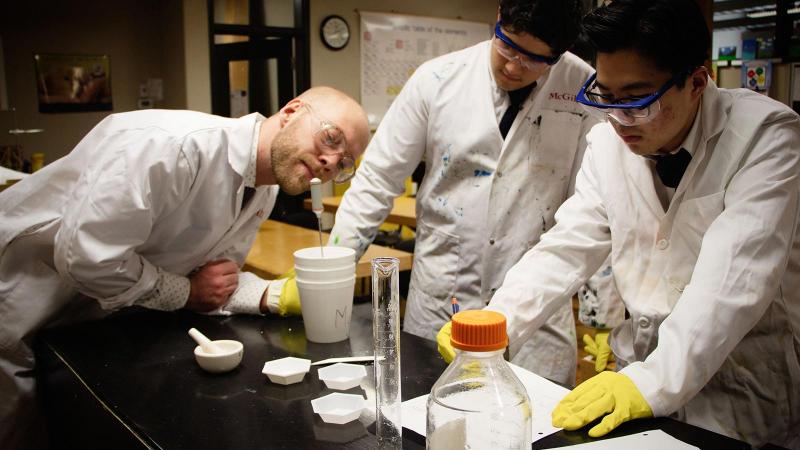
[34,54,112,113]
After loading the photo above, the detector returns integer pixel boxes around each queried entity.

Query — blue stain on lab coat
[474,169,492,177]
[440,151,452,179]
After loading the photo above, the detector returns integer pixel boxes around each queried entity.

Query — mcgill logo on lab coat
[549,91,576,102]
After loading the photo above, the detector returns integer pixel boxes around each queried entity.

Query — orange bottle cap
[450,310,508,352]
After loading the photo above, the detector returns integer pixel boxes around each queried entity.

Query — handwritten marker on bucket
[451,297,460,315]
[310,177,324,257]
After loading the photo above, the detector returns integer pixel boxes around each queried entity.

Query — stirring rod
[311,355,376,366]
[310,178,324,257]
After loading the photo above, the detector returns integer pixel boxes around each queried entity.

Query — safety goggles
[575,69,692,126]
[304,104,356,184]
[493,21,560,71]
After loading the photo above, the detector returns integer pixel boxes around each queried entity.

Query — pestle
[188,328,222,354]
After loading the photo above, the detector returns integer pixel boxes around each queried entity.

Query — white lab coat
[487,81,800,447]
[330,41,599,385]
[0,110,277,448]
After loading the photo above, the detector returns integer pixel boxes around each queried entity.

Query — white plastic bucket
[296,276,356,343]
[293,246,356,269]
[295,263,356,282]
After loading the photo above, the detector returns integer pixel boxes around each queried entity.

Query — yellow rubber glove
[277,271,302,317]
[436,321,456,363]
[552,371,653,437]
[583,331,614,372]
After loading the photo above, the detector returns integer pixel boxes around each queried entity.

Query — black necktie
[653,148,692,189]
[241,186,256,209]
[499,82,536,139]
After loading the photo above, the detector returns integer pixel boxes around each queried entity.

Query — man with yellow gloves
[439,0,800,446]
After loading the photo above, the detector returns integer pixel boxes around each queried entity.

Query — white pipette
[310,177,325,257]
[188,327,222,354]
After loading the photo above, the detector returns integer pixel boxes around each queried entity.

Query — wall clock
[320,15,350,51]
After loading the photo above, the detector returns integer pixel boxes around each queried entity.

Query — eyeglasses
[493,21,561,71]
[303,104,356,184]
[576,69,693,126]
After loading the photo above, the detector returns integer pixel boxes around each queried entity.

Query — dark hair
[499,0,583,56]
[583,0,709,85]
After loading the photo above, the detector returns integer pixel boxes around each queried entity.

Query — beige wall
[162,1,189,110]
[309,0,497,101]
[0,0,496,165]
[6,1,793,167]
[0,0,189,163]
[0,0,511,166]
[183,0,212,113]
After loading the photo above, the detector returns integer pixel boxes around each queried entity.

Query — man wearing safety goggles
[0,87,371,449]
[332,0,624,388]
[576,67,694,129]
[481,0,800,447]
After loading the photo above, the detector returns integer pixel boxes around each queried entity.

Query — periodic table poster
[359,11,490,128]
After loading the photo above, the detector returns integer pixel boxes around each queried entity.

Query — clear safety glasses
[575,69,693,126]
[304,104,356,184]
[493,21,560,72]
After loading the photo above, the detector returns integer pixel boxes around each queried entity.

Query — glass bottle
[426,310,531,449]
[31,152,45,172]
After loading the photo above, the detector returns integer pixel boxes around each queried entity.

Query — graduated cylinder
[372,257,402,449]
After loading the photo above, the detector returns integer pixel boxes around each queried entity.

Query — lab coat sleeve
[621,114,800,417]
[329,66,431,259]
[572,115,627,330]
[54,130,194,310]
[485,131,613,357]
[135,269,191,311]
[139,268,274,316]
[220,271,272,316]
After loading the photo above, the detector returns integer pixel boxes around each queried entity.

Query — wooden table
[0,178,22,192]
[304,196,417,228]
[244,220,412,279]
